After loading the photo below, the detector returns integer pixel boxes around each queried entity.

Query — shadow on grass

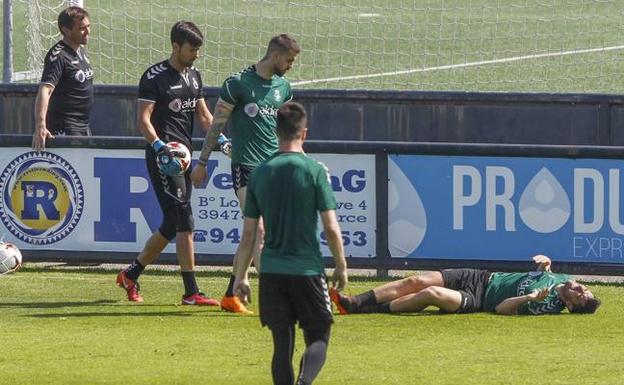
[0,300,255,315]
[20,266,235,279]
[26,309,255,318]
[27,310,197,318]
[335,310,444,318]
[18,265,403,282]
[0,299,118,309]
[389,310,446,317]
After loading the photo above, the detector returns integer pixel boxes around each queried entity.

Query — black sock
[271,325,295,385]
[224,274,236,297]
[182,271,199,297]
[297,327,330,385]
[125,259,145,282]
[354,290,377,307]
[360,302,392,314]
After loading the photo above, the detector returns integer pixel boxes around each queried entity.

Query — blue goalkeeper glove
[217,133,232,158]
[153,139,185,176]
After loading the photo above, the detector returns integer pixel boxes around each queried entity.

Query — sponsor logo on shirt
[193,78,199,89]
[168,98,197,113]
[274,89,282,101]
[517,275,537,296]
[74,70,86,83]
[244,103,279,118]
[244,103,259,117]
[73,68,94,83]
[259,105,278,118]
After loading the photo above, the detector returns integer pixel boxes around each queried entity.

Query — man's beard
[274,65,285,76]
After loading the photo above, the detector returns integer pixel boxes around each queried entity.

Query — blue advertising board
[389,154,624,263]
[0,148,376,258]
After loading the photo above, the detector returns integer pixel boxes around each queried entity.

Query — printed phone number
[193,227,369,247]
[198,209,368,224]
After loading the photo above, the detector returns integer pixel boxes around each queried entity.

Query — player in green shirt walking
[232,102,348,385]
[191,34,300,314]
[330,255,600,315]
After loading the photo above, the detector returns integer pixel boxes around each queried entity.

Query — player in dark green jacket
[330,255,600,316]
[191,34,300,314]
[233,102,348,385]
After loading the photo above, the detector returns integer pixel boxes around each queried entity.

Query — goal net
[11,0,624,92]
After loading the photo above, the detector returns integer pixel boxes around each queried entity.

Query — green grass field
[1,266,623,385]
[3,0,624,92]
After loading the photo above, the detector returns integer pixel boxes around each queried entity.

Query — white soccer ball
[0,242,22,275]
[157,141,192,176]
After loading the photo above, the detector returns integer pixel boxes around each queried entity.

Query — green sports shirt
[483,271,570,314]
[219,65,293,167]
[244,152,337,276]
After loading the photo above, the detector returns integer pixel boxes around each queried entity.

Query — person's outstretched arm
[533,255,552,272]
[495,288,549,315]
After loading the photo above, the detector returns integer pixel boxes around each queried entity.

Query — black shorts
[145,146,194,239]
[231,163,255,194]
[46,115,91,136]
[440,269,491,313]
[259,273,334,330]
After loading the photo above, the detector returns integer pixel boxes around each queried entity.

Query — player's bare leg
[331,272,445,314]
[389,286,462,313]
[176,231,194,271]
[137,231,169,266]
[236,186,264,270]
[373,271,444,303]
[221,186,255,314]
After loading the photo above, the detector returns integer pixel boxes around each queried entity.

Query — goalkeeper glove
[152,139,185,176]
[217,133,232,158]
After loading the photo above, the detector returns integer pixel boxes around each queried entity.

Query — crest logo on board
[0,152,84,244]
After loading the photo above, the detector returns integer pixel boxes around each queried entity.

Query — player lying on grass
[330,255,600,315]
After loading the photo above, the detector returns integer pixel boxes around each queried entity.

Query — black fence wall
[3,84,624,145]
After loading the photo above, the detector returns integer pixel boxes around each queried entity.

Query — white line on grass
[291,45,624,86]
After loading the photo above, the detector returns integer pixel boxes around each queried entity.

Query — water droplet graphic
[388,177,399,212]
[519,167,570,233]
[534,179,554,205]
[388,158,427,256]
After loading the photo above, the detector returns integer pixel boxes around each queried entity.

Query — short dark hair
[276,102,307,140]
[58,6,89,35]
[570,296,601,314]
[170,21,203,47]
[267,34,300,55]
